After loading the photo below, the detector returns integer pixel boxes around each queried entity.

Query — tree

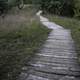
[36,0,74,16]
[74,0,80,18]
[0,0,8,15]
[60,0,74,17]
[0,0,24,15]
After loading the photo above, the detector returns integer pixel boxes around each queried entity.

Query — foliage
[29,0,79,17]
[23,0,32,4]
[37,0,74,17]
[0,0,24,15]
[0,0,8,14]
[74,0,80,18]
[0,0,80,18]
[0,7,50,80]
[0,22,50,80]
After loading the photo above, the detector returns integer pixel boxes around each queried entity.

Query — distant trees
[74,0,80,18]
[36,0,74,17]
[0,0,24,15]
[0,0,8,15]
[23,0,32,4]
[0,0,80,18]
[29,0,80,18]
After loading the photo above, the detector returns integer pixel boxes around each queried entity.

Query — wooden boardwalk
[18,11,80,80]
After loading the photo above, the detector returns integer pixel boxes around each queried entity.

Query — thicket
[32,0,80,18]
[0,7,50,80]
[0,0,80,18]
[0,0,8,14]
[0,0,24,15]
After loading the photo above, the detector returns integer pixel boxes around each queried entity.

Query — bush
[34,0,74,17]
[23,0,32,4]
[74,0,80,18]
[0,23,50,80]
[0,6,50,80]
[0,0,8,14]
[0,0,24,15]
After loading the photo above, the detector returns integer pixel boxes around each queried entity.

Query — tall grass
[45,14,80,62]
[0,7,50,80]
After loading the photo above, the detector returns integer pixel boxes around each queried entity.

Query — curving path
[18,11,80,80]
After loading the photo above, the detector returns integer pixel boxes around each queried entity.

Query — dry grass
[0,6,37,31]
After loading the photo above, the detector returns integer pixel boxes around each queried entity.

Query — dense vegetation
[0,0,80,18]
[37,0,74,16]
[29,0,80,18]
[0,7,50,80]
[46,14,80,62]
[0,0,24,15]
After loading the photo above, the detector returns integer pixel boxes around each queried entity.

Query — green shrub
[0,6,50,80]
[0,22,50,80]
[33,0,73,16]
[0,0,8,14]
[74,0,80,18]
[0,0,24,15]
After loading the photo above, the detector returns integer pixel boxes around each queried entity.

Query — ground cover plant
[0,7,50,80]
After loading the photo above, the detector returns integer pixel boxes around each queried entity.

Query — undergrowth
[0,7,50,80]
